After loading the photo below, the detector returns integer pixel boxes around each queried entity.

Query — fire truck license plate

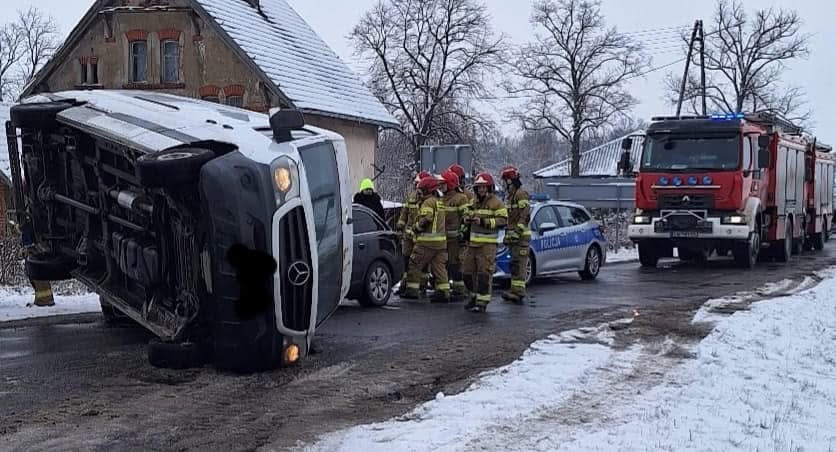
[671,231,699,238]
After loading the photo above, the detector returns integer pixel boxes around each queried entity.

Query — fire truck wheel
[638,243,659,268]
[813,232,825,251]
[775,221,792,263]
[733,233,759,269]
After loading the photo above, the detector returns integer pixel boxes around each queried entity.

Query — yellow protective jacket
[412,195,447,249]
[465,194,507,246]
[397,190,420,237]
[505,188,532,245]
[442,190,471,240]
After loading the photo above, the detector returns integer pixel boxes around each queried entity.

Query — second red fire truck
[627,112,834,269]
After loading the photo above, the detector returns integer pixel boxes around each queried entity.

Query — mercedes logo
[682,195,691,202]
[287,261,311,287]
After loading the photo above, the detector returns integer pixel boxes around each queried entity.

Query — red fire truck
[627,112,833,269]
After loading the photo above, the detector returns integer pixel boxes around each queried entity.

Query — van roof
[21,90,340,157]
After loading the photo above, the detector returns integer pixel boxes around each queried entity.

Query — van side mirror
[621,137,633,150]
[758,148,770,169]
[758,135,771,149]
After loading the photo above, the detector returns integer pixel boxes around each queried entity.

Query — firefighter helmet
[448,164,466,181]
[417,175,439,194]
[414,170,432,183]
[473,172,494,186]
[500,166,520,181]
[440,170,460,190]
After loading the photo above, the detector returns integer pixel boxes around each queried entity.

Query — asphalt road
[2,246,835,451]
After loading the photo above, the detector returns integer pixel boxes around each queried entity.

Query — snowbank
[0,286,101,322]
[300,268,836,451]
[606,246,638,263]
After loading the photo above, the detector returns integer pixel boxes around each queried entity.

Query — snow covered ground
[0,286,101,322]
[607,246,638,263]
[300,268,836,451]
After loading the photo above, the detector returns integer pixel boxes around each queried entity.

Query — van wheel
[638,243,659,268]
[148,338,209,370]
[25,253,76,281]
[10,101,74,129]
[137,147,216,188]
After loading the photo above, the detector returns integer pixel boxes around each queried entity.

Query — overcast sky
[2,0,833,143]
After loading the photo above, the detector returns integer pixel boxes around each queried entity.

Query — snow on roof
[534,131,645,178]
[194,0,398,127]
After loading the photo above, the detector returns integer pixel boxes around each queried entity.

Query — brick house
[21,0,398,192]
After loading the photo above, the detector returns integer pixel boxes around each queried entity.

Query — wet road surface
[2,246,835,450]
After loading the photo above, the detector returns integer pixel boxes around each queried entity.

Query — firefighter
[401,176,450,302]
[461,172,507,313]
[448,164,474,203]
[395,171,431,294]
[499,166,532,304]
[439,170,470,301]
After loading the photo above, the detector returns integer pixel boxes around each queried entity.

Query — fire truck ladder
[744,111,804,136]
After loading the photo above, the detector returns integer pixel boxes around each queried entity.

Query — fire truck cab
[627,112,831,269]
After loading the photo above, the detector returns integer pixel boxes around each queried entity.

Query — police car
[495,199,607,284]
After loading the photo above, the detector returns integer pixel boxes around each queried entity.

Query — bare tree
[350,0,506,162]
[508,0,646,177]
[16,6,60,88]
[668,0,811,123]
[0,23,24,102]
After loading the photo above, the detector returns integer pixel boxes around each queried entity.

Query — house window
[91,61,98,84]
[80,61,88,84]
[130,41,148,82]
[161,40,180,83]
[225,96,244,108]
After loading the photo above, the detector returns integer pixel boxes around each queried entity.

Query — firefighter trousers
[508,241,529,297]
[405,246,450,299]
[446,235,465,295]
[462,244,496,306]
[399,235,415,286]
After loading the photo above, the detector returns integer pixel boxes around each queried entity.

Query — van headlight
[270,156,300,204]
[721,214,747,225]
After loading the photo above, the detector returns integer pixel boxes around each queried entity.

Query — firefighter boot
[32,280,55,307]
[501,290,524,304]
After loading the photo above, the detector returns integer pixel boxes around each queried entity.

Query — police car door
[298,138,352,328]
[554,205,589,268]
[531,205,565,273]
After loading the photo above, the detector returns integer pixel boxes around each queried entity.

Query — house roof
[23,0,398,129]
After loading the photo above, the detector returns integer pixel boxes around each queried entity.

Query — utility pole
[676,20,707,117]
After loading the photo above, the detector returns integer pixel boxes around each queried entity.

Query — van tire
[136,147,215,188]
[10,101,74,130]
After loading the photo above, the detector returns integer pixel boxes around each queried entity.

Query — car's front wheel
[579,245,602,280]
[358,260,393,307]
[137,147,216,188]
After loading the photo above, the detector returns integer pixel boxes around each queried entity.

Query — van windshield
[641,133,740,171]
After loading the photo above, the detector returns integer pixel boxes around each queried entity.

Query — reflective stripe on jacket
[466,194,507,245]
[505,189,532,243]
[414,196,447,248]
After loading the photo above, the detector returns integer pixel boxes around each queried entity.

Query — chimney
[246,0,262,13]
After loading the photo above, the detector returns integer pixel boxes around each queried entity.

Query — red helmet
[417,176,439,193]
[414,170,432,183]
[440,170,459,190]
[448,164,466,181]
[473,172,494,187]
[501,166,520,181]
